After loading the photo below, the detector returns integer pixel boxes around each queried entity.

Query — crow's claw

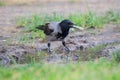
[65,47,71,53]
[48,49,53,54]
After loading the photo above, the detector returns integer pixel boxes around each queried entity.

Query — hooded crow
[36,19,84,53]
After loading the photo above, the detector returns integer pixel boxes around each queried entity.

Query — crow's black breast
[56,32,69,40]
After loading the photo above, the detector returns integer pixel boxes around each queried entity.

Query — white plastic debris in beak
[70,25,84,32]
[73,25,84,30]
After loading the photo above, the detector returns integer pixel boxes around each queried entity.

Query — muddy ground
[0,0,120,65]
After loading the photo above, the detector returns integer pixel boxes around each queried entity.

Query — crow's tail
[36,25,44,30]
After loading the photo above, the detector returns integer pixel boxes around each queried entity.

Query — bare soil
[0,0,120,64]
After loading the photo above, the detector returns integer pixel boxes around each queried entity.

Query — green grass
[16,10,120,42]
[20,51,47,64]
[69,12,105,28]
[104,10,120,24]
[16,12,106,42]
[17,12,106,30]
[77,44,107,61]
[0,1,5,6]
[112,49,120,63]
[0,59,120,80]
[69,0,78,3]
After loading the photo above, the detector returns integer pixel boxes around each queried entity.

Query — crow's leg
[62,40,71,61]
[47,42,53,54]
[62,40,70,53]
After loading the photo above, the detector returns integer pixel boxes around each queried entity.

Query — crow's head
[59,19,84,32]
[59,19,74,34]
[59,19,74,29]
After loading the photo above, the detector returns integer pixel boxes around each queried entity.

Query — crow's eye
[68,22,73,26]
[68,22,73,25]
